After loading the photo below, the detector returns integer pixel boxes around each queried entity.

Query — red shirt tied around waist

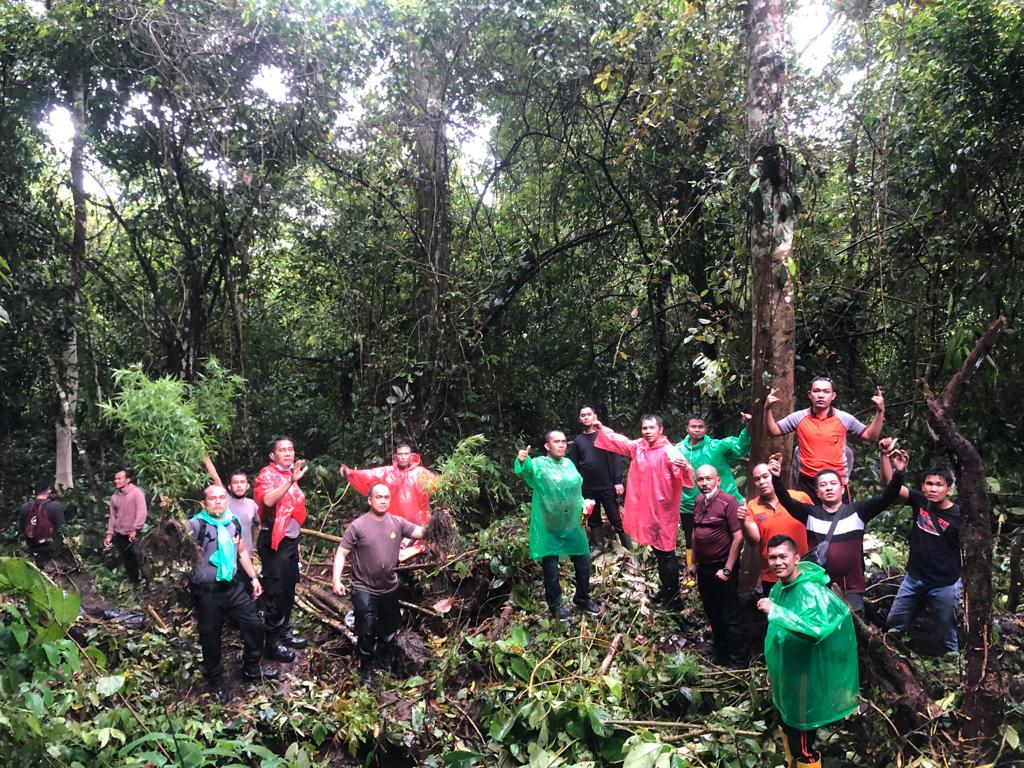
[764,377,885,484]
[254,439,308,551]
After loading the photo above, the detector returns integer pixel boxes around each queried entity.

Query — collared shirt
[693,490,741,565]
[776,407,866,482]
[747,492,811,582]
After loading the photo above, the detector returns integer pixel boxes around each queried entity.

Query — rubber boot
[683,549,696,587]
[588,523,606,559]
[616,530,635,551]
[778,727,795,768]
[795,757,821,768]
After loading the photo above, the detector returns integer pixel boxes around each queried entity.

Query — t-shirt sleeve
[724,496,741,533]
[835,409,868,436]
[775,410,804,435]
[400,518,418,538]
[339,521,359,551]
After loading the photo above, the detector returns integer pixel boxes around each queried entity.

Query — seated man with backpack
[20,480,66,568]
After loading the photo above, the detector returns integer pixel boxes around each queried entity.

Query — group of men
[18,375,962,765]
[512,377,961,767]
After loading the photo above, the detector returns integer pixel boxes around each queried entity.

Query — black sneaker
[241,666,280,682]
[282,633,308,650]
[573,597,601,615]
[264,643,296,663]
[550,604,572,621]
[207,682,228,704]
[658,594,685,611]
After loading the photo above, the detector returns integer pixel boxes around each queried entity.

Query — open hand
[292,459,308,483]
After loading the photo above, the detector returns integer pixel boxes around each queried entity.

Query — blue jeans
[886,574,961,653]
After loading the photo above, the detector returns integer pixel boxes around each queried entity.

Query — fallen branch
[399,599,444,619]
[300,527,343,544]
[145,603,169,632]
[598,633,623,676]
[295,595,357,644]
[605,719,760,737]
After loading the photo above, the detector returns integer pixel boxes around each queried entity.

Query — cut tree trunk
[920,315,1006,753]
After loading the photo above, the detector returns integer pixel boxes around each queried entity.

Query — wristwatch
[721,567,731,576]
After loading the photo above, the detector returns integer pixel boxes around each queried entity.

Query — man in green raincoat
[757,534,859,768]
[515,431,601,620]
[676,413,751,580]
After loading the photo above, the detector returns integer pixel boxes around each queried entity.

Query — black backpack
[23,499,54,543]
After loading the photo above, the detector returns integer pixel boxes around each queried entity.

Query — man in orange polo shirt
[740,462,811,596]
[764,376,884,500]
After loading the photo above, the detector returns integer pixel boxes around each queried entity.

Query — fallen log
[598,633,623,676]
[295,595,356,644]
[300,527,343,544]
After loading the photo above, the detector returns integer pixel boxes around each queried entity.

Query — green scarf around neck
[196,511,237,582]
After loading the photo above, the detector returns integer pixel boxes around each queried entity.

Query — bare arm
[724,528,743,574]
[859,387,886,442]
[409,525,425,540]
[237,538,262,598]
[202,455,224,488]
[764,388,783,437]
[332,546,351,595]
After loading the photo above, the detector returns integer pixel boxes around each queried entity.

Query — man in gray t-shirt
[332,483,426,683]
[227,471,259,556]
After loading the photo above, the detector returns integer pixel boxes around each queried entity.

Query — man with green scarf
[676,413,751,581]
[190,485,278,703]
[758,534,859,768]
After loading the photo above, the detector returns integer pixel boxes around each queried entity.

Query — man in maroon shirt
[690,465,747,668]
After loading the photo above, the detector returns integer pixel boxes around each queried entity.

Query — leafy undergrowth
[2,519,1024,767]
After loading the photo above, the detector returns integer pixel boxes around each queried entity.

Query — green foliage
[100,360,245,509]
[431,434,499,513]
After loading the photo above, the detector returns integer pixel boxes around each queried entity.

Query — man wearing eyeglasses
[764,376,885,501]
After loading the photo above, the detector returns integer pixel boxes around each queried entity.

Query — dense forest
[0,0,1022,765]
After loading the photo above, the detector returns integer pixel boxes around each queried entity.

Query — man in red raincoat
[253,435,308,661]
[593,415,693,609]
[339,443,439,559]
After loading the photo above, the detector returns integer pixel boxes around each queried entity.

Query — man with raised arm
[190,485,277,704]
[690,465,747,667]
[339,442,438,560]
[741,462,811,596]
[764,377,885,500]
[515,432,600,621]
[758,535,859,768]
[569,405,631,555]
[592,414,693,609]
[879,438,962,653]
[767,449,907,614]
[676,412,751,580]
[253,435,308,661]
[332,484,425,683]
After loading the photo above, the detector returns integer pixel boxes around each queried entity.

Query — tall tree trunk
[921,315,1006,754]
[746,0,796,478]
[55,69,88,493]
[409,61,453,436]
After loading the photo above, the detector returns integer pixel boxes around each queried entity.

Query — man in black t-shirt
[569,405,633,554]
[880,439,962,653]
[19,480,67,568]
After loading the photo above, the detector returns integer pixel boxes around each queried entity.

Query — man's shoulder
[789,490,812,504]
[717,490,741,509]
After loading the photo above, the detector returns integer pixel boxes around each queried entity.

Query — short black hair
[115,467,135,481]
[395,441,414,452]
[578,404,597,413]
[33,479,52,495]
[266,435,294,454]
[685,413,707,425]
[544,429,566,444]
[229,470,249,482]
[813,468,842,485]
[923,466,954,486]
[766,534,798,553]
[809,375,834,388]
[640,414,663,427]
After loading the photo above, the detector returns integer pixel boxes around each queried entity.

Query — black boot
[241,665,280,682]
[207,680,228,704]
[550,604,571,621]
[587,524,606,559]
[264,641,296,662]
[616,530,635,551]
[281,630,307,649]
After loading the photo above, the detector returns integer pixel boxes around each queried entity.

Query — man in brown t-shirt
[689,465,747,668]
[332,483,426,683]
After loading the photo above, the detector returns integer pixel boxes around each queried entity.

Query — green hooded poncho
[514,455,590,560]
[676,429,750,515]
[765,561,860,730]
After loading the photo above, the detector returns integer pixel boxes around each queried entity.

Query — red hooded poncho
[595,425,692,551]
[346,453,438,527]
[253,463,308,551]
